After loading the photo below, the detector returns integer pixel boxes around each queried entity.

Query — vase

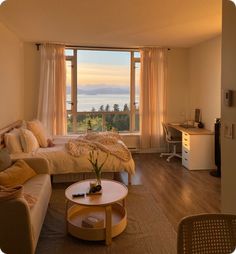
[95,171,102,186]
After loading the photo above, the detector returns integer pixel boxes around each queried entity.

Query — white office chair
[160,123,182,162]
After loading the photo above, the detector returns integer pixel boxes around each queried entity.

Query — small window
[134,51,141,58]
[65,49,74,56]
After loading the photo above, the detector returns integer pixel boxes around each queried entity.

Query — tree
[123,103,129,111]
[113,104,120,112]
[87,119,92,130]
[91,107,96,112]
[113,114,129,131]
[105,104,110,112]
[99,105,104,111]
[67,114,73,133]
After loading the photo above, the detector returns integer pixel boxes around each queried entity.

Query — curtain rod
[35,43,140,51]
[35,43,171,52]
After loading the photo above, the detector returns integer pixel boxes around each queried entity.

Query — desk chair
[177,214,236,254]
[160,123,182,162]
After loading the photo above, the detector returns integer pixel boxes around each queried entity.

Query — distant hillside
[66,85,129,95]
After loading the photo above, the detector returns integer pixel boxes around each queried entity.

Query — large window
[65,49,140,133]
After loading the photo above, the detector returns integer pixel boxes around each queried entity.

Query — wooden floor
[118,153,221,232]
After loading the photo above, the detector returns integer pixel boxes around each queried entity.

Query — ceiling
[0,0,222,48]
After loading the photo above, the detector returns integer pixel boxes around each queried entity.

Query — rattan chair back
[177,213,236,254]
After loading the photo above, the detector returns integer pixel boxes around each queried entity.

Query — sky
[66,50,131,88]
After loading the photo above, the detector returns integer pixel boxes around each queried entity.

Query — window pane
[135,62,140,110]
[76,114,103,132]
[77,50,130,112]
[134,51,140,58]
[65,49,74,56]
[135,113,140,132]
[67,113,73,133]
[105,114,130,131]
[66,60,72,110]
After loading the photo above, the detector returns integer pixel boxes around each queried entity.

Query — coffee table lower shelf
[67,203,127,241]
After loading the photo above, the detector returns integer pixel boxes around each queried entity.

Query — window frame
[66,48,140,134]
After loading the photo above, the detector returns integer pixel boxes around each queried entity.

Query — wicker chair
[177,214,236,254]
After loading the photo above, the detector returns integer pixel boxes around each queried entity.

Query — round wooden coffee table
[65,179,128,245]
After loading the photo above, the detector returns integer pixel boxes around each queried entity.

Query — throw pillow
[27,120,48,148]
[19,128,39,153]
[0,148,12,172]
[0,160,36,188]
[4,128,23,154]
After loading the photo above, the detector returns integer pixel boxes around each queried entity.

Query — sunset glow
[77,63,130,86]
[77,50,130,87]
[66,50,130,87]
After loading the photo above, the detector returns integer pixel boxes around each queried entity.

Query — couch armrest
[22,157,50,175]
[0,198,34,254]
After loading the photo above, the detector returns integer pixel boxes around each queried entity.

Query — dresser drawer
[183,141,190,149]
[182,156,189,169]
[182,147,190,160]
[182,132,190,143]
[182,132,190,149]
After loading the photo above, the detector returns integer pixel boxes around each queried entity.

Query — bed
[0,121,135,184]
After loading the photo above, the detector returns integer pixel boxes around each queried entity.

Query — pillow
[4,128,23,154]
[19,128,39,153]
[0,148,12,172]
[27,120,48,148]
[0,160,36,188]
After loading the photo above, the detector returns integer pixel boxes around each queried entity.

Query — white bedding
[10,136,135,175]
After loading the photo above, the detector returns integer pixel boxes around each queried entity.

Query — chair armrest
[21,157,50,175]
[0,198,34,254]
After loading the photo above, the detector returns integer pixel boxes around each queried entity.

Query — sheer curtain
[37,44,67,136]
[140,48,167,149]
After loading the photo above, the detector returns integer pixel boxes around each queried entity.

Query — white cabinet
[181,131,215,170]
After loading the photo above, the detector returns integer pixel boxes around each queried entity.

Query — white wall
[165,38,221,131]
[188,36,221,131]
[221,0,236,214]
[166,49,189,123]
[0,22,24,129]
[23,42,40,120]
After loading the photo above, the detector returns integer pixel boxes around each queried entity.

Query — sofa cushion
[0,160,36,188]
[23,174,51,245]
[0,148,12,172]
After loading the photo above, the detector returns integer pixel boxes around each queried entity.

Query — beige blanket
[66,132,132,162]
[0,185,37,208]
[0,185,23,201]
[11,134,136,175]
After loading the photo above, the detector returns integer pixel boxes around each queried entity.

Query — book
[82,215,104,228]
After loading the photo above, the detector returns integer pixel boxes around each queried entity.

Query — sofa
[0,157,52,254]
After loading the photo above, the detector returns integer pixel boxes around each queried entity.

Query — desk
[168,124,215,170]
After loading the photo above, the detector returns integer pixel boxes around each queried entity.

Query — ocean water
[66,94,139,112]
